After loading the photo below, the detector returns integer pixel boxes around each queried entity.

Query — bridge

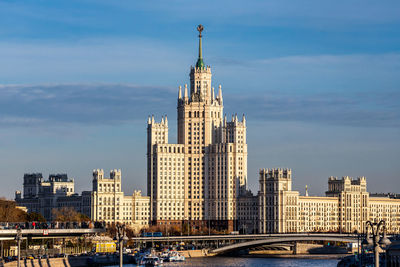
[132,233,358,243]
[0,228,105,240]
[209,233,358,255]
[131,233,359,255]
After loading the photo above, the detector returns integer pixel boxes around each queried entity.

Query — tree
[52,207,89,222]
[27,212,46,222]
[0,198,27,222]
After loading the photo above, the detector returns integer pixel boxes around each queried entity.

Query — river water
[119,256,339,266]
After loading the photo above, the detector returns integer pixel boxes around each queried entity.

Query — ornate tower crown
[196,24,205,69]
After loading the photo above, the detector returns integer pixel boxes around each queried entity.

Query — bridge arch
[211,235,357,254]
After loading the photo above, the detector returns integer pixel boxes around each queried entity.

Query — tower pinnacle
[196,24,205,69]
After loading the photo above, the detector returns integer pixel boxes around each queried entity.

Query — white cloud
[0,80,398,129]
[0,39,192,84]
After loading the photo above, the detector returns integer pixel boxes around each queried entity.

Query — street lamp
[185,218,190,236]
[362,220,391,267]
[14,228,22,267]
[208,208,213,236]
[114,224,128,267]
[242,224,247,235]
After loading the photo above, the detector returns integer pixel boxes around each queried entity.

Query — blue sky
[0,0,399,198]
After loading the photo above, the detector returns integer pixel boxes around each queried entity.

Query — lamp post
[356,232,360,265]
[208,206,211,236]
[115,224,128,267]
[242,224,247,235]
[208,217,211,236]
[166,222,170,249]
[362,220,391,267]
[14,228,22,267]
[187,218,190,236]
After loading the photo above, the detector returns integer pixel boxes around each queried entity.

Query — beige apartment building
[259,168,400,234]
[237,192,258,234]
[132,190,150,232]
[147,25,247,230]
[91,169,149,229]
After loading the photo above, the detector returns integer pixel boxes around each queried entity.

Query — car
[26,256,34,260]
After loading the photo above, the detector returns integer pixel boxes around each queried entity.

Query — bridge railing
[0,221,105,230]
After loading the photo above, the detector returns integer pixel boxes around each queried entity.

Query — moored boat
[160,251,185,262]
[139,255,163,266]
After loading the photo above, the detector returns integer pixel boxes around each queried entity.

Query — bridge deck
[0,228,105,240]
[131,233,358,243]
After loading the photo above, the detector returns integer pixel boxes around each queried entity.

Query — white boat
[160,251,185,262]
[139,255,163,266]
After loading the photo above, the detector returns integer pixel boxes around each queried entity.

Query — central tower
[148,25,248,231]
[177,25,224,222]
[188,24,212,103]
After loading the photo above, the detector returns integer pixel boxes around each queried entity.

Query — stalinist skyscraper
[147,25,247,231]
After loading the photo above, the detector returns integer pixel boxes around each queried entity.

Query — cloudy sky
[0,0,399,198]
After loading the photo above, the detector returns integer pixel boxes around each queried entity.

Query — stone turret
[110,169,121,181]
[93,169,104,180]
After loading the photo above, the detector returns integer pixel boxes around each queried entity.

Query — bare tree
[0,198,27,222]
[52,207,89,222]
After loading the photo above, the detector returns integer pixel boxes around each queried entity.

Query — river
[119,256,340,266]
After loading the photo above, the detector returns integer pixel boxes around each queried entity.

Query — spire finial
[218,85,223,104]
[197,24,204,37]
[196,24,205,69]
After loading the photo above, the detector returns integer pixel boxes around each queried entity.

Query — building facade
[147,25,247,230]
[15,173,91,221]
[237,191,258,234]
[16,170,150,231]
[132,190,150,232]
[259,168,400,234]
[91,169,149,229]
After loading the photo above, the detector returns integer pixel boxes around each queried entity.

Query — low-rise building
[91,169,125,224]
[15,170,150,231]
[237,191,258,234]
[259,168,400,234]
[15,173,87,221]
[132,190,150,232]
[90,169,150,229]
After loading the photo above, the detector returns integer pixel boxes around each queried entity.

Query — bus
[141,232,163,237]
